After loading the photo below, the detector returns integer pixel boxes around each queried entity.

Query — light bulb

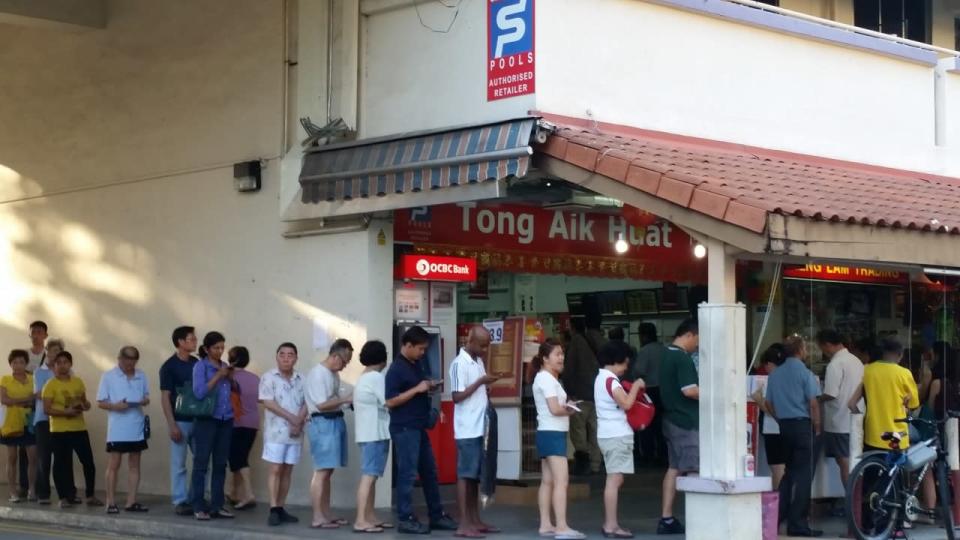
[614,234,628,254]
[693,243,707,259]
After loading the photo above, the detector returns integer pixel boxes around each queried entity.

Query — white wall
[361,0,534,138]
[535,0,960,177]
[0,0,394,508]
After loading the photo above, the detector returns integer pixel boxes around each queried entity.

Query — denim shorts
[456,437,483,479]
[536,430,567,459]
[307,416,347,470]
[359,440,389,477]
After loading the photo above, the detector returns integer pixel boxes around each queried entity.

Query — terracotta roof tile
[538,123,960,235]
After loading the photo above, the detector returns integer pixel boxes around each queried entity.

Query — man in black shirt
[158,326,199,516]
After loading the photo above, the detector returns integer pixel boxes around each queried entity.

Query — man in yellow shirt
[848,338,919,452]
[41,351,101,508]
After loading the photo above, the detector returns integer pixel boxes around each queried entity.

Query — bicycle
[845,415,958,540]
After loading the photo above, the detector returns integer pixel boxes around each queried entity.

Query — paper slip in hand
[565,402,581,412]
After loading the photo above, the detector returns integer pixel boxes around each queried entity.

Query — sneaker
[398,518,431,535]
[656,518,685,535]
[174,503,193,516]
[430,514,458,531]
[268,508,282,527]
[279,508,299,523]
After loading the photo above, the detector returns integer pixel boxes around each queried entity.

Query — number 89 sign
[487,0,535,101]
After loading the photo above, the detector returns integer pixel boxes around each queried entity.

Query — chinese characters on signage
[487,0,535,101]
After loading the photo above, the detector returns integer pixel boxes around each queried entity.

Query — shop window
[853,0,931,44]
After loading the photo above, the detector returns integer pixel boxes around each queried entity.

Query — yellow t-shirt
[862,361,919,449]
[1,374,34,436]
[41,376,87,433]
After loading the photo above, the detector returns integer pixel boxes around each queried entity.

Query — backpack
[605,377,656,431]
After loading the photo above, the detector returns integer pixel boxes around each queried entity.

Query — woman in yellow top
[42,351,101,509]
[1,349,36,503]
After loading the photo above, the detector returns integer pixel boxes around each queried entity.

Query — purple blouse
[232,369,261,430]
[193,358,234,421]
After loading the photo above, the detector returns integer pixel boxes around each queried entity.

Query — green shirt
[659,345,699,430]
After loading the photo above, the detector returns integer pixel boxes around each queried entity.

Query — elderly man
[305,339,354,529]
[765,336,822,538]
[450,327,500,538]
[96,346,150,513]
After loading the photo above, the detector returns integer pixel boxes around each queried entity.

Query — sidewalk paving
[0,470,951,540]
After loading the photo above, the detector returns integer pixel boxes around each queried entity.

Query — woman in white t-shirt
[752,344,786,490]
[352,341,392,533]
[531,339,583,540]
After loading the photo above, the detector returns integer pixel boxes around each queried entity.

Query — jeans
[191,418,232,513]
[392,427,443,522]
[779,419,815,532]
[51,430,96,500]
[34,421,52,500]
[170,420,196,506]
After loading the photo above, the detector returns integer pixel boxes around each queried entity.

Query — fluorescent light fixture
[923,267,960,277]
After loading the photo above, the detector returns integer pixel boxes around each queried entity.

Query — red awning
[536,114,960,235]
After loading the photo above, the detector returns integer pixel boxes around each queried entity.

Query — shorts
[0,433,35,447]
[823,432,850,459]
[763,433,789,466]
[229,427,258,472]
[307,416,347,470]
[663,419,699,473]
[598,435,635,474]
[456,437,483,480]
[106,440,148,453]
[536,430,567,459]
[262,442,302,465]
[359,440,389,477]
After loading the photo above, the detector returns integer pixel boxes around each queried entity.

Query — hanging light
[693,243,707,259]
[614,234,628,254]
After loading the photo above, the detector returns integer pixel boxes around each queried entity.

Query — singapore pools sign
[396,203,706,283]
[487,0,535,101]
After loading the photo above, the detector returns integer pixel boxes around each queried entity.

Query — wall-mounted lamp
[693,243,707,259]
[233,160,262,193]
[614,233,629,254]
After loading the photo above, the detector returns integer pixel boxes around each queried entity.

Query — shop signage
[487,0,535,101]
[783,264,909,285]
[396,203,707,283]
[400,254,478,282]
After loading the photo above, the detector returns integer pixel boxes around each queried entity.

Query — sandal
[311,522,342,529]
[106,505,120,514]
[8,495,21,503]
[376,523,395,529]
[85,497,104,507]
[333,518,349,526]
[601,529,634,539]
[124,503,149,512]
[233,500,256,511]
[212,508,234,519]
[194,511,210,521]
[353,526,385,534]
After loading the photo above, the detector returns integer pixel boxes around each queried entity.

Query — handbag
[174,382,216,419]
[606,377,656,431]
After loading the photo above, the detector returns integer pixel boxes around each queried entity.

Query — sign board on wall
[396,203,706,283]
[783,264,908,286]
[487,0,535,101]
[399,254,478,282]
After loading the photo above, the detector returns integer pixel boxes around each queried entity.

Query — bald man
[450,327,501,537]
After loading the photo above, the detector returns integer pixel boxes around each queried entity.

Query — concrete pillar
[678,239,769,540]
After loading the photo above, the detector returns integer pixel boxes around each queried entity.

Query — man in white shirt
[817,329,864,488]
[259,342,307,527]
[27,320,48,374]
[449,327,500,538]
[304,339,353,529]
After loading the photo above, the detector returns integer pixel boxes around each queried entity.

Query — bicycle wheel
[935,460,957,540]
[846,454,900,540]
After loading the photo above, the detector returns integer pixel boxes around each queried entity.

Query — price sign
[483,320,505,344]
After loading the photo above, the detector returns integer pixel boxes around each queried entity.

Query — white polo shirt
[823,348,865,434]
[449,348,488,440]
[594,368,632,439]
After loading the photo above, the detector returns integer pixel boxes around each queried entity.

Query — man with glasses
[159,326,199,516]
[97,346,150,514]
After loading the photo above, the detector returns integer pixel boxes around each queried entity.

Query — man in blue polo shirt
[386,326,457,535]
[765,336,822,538]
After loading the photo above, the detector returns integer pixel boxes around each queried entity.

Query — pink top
[233,369,261,430]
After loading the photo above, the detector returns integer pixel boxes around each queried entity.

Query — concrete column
[679,239,769,540]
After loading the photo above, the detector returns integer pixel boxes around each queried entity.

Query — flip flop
[454,532,486,538]
[333,518,350,525]
[124,503,149,512]
[233,500,257,511]
[376,523,394,529]
[539,531,556,538]
[479,526,502,534]
[311,522,342,529]
[106,505,120,515]
[353,526,385,534]
[601,530,634,539]
[555,531,586,540]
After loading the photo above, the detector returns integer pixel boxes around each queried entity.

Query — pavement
[0,469,952,539]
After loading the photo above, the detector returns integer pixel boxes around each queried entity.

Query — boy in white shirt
[594,341,644,538]
[353,341,392,533]
[449,327,500,538]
